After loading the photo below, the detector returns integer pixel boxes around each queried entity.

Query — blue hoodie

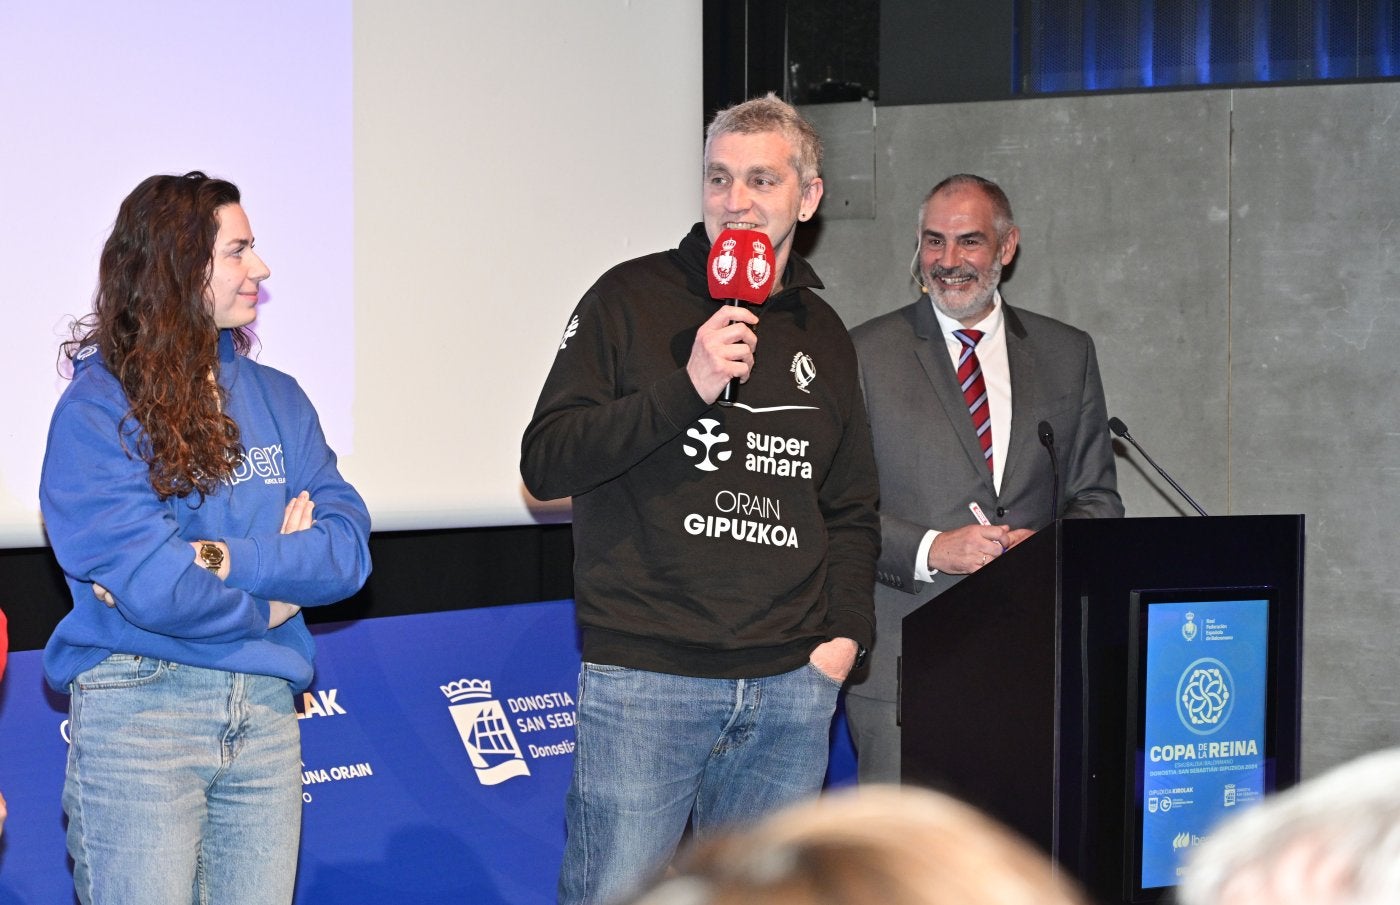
[40,331,371,693]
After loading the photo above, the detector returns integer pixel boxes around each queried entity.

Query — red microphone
[706,229,775,405]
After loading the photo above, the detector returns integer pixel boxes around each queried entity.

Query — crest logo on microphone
[711,238,739,286]
[746,240,771,289]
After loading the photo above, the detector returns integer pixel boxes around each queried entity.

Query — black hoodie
[521,224,878,679]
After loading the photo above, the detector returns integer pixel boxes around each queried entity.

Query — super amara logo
[226,444,286,487]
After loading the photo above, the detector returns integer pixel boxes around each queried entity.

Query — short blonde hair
[704,93,823,187]
[627,785,1089,905]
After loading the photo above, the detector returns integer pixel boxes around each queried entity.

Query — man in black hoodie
[522,94,879,905]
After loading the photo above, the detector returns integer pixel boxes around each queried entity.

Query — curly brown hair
[65,172,252,500]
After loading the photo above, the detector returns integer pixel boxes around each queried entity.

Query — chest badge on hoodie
[790,352,816,394]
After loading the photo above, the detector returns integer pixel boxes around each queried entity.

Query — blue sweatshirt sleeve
[221,377,371,606]
[41,395,272,643]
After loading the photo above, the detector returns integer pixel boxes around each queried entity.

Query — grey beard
[926,260,1001,322]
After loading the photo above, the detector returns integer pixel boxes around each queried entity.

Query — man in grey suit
[845,174,1124,782]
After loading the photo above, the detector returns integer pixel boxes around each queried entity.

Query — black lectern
[900,515,1304,904]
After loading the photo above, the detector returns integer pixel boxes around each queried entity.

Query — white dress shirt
[914,291,1013,581]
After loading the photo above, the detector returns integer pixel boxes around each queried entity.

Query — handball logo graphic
[789,352,816,394]
[442,678,531,786]
[1176,657,1235,735]
[683,418,732,472]
[1181,611,1198,641]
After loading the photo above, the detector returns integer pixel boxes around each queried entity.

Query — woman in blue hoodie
[40,172,372,904]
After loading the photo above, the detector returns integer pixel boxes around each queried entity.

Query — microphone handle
[717,299,742,407]
[1120,432,1209,516]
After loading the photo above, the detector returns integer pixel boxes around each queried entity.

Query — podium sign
[1130,590,1272,896]
[901,516,1304,905]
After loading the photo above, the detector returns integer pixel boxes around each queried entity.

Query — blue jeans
[558,661,841,905]
[64,655,302,905]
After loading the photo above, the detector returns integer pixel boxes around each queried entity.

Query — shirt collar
[931,289,1005,341]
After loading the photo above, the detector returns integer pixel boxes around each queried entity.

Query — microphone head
[1108,416,1128,438]
[1037,420,1055,447]
[707,229,775,304]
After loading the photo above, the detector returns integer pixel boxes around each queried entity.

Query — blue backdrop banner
[0,601,855,903]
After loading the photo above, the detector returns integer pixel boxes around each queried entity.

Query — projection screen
[0,2,701,547]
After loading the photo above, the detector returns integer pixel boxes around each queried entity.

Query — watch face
[201,544,223,570]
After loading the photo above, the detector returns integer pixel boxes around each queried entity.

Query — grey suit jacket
[847,296,1124,704]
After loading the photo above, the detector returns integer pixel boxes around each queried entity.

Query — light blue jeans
[64,655,302,905]
[558,661,841,905]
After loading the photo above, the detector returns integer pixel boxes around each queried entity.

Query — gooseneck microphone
[706,229,775,406]
[1037,420,1060,525]
[1108,416,1209,516]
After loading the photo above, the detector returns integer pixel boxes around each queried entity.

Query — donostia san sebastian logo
[1181,611,1198,641]
[789,352,816,394]
[683,418,732,472]
[442,678,531,786]
[1176,657,1235,735]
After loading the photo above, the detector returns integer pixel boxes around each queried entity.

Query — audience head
[1178,747,1400,905]
[626,785,1090,905]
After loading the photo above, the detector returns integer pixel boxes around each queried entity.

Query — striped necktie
[953,329,993,473]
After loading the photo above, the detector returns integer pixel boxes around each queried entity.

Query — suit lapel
[910,299,996,491]
[1001,302,1041,493]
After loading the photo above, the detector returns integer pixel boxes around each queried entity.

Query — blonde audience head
[1178,747,1400,905]
[626,785,1089,905]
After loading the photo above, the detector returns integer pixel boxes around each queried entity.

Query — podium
[900,515,1304,904]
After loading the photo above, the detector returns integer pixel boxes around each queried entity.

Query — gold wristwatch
[199,542,224,573]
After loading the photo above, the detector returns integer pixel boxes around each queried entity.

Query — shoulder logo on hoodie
[558,314,580,350]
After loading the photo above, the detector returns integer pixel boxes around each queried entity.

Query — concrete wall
[802,83,1400,775]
